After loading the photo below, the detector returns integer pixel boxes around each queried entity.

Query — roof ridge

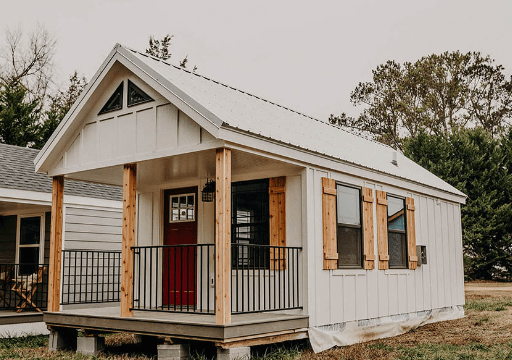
[123,45,392,150]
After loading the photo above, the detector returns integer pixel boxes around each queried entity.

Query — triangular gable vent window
[98,82,124,115]
[128,80,154,107]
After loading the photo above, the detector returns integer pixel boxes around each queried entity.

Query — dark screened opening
[387,195,407,268]
[19,248,39,275]
[231,179,269,268]
[128,80,154,107]
[98,82,124,115]
[20,217,41,245]
[336,184,362,268]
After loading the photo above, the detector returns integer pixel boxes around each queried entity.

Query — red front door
[163,187,197,307]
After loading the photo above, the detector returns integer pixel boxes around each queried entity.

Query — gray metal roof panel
[125,47,464,198]
[0,143,122,201]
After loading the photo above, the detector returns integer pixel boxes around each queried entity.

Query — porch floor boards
[0,310,43,325]
[44,307,309,342]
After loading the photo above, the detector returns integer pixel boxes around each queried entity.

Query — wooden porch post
[215,148,231,325]
[48,176,64,312]
[121,164,137,317]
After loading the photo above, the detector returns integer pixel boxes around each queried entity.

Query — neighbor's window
[17,215,43,275]
[336,184,362,268]
[231,179,269,267]
[387,195,407,269]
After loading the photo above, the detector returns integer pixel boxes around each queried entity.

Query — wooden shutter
[406,197,418,270]
[376,190,389,270]
[269,177,286,270]
[322,177,338,270]
[362,187,375,270]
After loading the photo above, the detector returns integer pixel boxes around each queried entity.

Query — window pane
[172,209,179,221]
[19,247,39,275]
[337,226,362,267]
[179,208,187,220]
[180,196,186,207]
[231,179,269,268]
[388,232,407,268]
[19,217,41,245]
[337,185,360,225]
[387,196,405,231]
[187,208,194,220]
[187,195,194,206]
[172,197,179,208]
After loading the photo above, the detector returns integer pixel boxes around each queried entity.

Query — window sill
[332,269,367,276]
[384,269,411,275]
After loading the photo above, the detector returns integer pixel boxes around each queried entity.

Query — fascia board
[34,44,122,172]
[116,46,222,137]
[219,127,467,204]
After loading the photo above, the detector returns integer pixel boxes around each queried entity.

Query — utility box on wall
[416,245,427,265]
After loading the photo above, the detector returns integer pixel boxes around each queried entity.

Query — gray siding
[64,206,122,251]
[0,215,17,263]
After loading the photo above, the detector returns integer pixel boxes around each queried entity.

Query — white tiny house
[34,44,465,355]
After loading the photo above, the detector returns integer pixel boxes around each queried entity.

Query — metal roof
[0,143,122,201]
[124,47,464,197]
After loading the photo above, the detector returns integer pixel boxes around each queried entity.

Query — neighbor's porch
[0,201,50,316]
[46,147,308,345]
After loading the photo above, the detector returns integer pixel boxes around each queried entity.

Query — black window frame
[335,183,364,269]
[231,179,270,269]
[386,194,408,269]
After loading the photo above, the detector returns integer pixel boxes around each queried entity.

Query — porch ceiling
[64,148,304,188]
[0,201,51,215]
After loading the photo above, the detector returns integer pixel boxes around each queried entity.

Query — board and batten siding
[52,71,219,175]
[64,206,122,251]
[308,169,465,328]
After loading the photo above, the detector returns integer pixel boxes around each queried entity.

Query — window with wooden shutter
[362,187,375,270]
[376,190,389,270]
[322,177,338,270]
[269,177,286,270]
[406,197,418,269]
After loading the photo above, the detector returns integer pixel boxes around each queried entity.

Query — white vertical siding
[309,168,465,328]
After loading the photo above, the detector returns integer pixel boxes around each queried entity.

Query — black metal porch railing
[132,244,215,314]
[231,244,302,314]
[0,263,48,312]
[61,250,121,305]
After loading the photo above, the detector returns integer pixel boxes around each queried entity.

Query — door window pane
[19,217,41,245]
[169,194,195,223]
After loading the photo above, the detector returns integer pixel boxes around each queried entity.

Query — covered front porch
[0,200,50,315]
[46,146,308,345]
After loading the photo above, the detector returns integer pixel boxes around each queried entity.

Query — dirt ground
[299,282,512,360]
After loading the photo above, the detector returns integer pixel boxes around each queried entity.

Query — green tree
[0,79,40,147]
[34,71,87,149]
[331,52,512,149]
[404,128,512,280]
[146,34,197,71]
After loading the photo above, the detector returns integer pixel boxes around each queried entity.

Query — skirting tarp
[308,306,464,353]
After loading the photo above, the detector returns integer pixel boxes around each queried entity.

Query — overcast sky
[1,0,511,121]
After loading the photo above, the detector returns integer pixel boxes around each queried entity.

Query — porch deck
[0,310,43,325]
[44,307,309,344]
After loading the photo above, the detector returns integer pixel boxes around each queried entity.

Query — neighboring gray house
[0,143,122,337]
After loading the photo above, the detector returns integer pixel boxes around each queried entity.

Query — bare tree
[0,24,56,106]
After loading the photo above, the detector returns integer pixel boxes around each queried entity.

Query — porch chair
[11,266,47,313]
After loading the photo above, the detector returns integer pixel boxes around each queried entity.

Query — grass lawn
[1,282,511,359]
